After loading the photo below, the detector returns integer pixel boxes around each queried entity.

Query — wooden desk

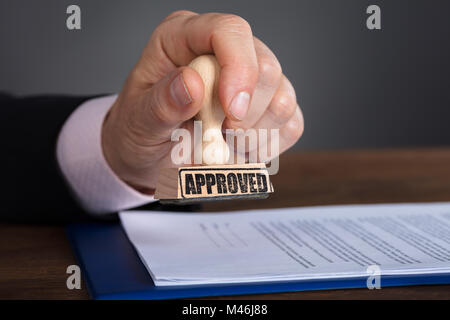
[1,148,450,299]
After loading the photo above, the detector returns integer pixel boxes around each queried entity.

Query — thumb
[137,67,204,142]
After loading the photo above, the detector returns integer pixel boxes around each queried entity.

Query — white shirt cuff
[56,95,156,215]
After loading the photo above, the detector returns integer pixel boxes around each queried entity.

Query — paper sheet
[119,202,450,286]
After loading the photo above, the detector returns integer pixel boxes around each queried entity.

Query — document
[119,202,450,286]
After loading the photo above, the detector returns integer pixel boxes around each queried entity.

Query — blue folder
[66,223,450,300]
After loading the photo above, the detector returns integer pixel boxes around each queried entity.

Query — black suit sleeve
[0,93,97,223]
[0,93,200,223]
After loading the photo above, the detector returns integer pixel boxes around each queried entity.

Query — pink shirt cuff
[56,95,156,215]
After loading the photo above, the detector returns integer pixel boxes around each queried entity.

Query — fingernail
[229,91,250,120]
[170,73,192,106]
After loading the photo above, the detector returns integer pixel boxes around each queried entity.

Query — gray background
[1,0,449,150]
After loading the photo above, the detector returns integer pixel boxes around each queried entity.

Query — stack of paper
[120,202,450,286]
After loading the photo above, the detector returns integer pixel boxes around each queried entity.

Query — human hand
[101,11,304,194]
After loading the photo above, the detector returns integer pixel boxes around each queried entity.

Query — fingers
[224,37,282,130]
[125,11,302,159]
[128,66,204,144]
[279,106,304,154]
[228,77,303,162]
[250,106,304,163]
[135,11,259,121]
[251,75,298,132]
[226,75,298,150]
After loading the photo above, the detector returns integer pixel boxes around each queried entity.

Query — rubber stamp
[155,55,273,204]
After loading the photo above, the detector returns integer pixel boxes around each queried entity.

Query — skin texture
[102,11,304,194]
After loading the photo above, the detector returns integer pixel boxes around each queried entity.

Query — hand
[102,11,304,194]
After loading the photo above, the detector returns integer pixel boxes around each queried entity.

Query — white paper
[119,202,450,286]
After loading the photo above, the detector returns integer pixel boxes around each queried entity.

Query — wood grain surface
[1,148,450,299]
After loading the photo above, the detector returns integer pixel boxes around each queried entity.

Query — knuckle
[285,108,304,144]
[269,93,297,124]
[258,56,282,87]
[151,23,165,41]
[163,10,195,22]
[216,14,252,34]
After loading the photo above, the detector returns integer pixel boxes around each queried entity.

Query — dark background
[0,0,449,150]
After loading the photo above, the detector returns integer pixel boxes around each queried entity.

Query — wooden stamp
[155,55,274,204]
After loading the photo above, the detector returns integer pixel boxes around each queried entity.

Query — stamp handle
[189,55,230,165]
